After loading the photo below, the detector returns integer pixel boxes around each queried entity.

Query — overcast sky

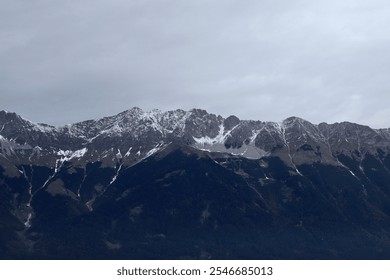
[1,0,390,128]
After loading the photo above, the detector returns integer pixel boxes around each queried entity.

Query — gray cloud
[1,0,390,127]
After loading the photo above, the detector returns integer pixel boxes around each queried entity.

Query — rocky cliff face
[2,108,390,259]
[2,107,389,166]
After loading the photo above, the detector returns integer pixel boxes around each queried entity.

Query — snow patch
[278,121,303,176]
[57,148,88,162]
[110,163,123,185]
[24,213,32,228]
[249,129,261,143]
[193,124,226,145]
[145,143,164,157]
[34,123,56,133]
[124,147,132,157]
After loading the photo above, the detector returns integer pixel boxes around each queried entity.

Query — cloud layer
[1,0,390,127]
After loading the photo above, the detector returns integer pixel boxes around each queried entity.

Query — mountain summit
[2,108,390,259]
[1,108,389,167]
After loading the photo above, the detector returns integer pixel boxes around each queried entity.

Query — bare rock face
[223,115,240,130]
[2,108,390,168]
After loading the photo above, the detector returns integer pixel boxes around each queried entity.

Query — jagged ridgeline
[2,108,390,259]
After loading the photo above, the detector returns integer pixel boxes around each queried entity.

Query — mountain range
[2,108,390,259]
